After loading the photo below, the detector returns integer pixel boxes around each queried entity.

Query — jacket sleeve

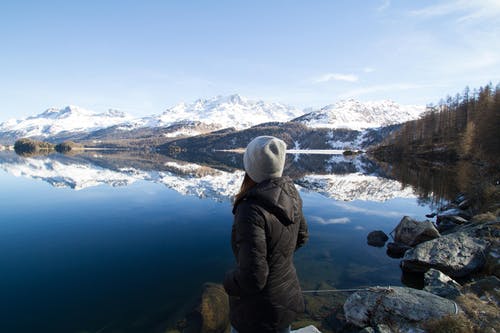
[224,204,269,297]
[296,198,309,250]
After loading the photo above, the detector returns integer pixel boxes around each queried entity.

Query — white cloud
[331,201,407,218]
[338,83,433,98]
[410,0,500,22]
[309,216,351,225]
[377,0,391,12]
[363,67,375,73]
[313,73,358,83]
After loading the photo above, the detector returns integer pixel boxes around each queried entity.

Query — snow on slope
[0,153,244,200]
[296,173,416,201]
[0,152,415,202]
[0,95,304,140]
[0,96,425,144]
[0,106,134,138]
[296,99,425,130]
[138,94,303,130]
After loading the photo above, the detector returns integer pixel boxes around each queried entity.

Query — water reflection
[0,150,416,202]
[0,149,433,333]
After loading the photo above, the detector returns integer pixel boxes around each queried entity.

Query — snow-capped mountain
[137,94,303,130]
[0,105,134,139]
[294,99,425,130]
[0,95,304,143]
[0,95,425,146]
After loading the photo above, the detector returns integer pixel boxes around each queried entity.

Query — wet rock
[367,230,388,247]
[386,242,412,258]
[344,286,457,330]
[186,283,230,333]
[392,216,440,247]
[401,232,488,278]
[424,268,462,299]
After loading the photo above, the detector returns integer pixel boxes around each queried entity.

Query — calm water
[0,151,430,332]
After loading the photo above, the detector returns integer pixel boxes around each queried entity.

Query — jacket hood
[236,176,301,226]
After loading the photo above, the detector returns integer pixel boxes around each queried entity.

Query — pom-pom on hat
[243,136,287,183]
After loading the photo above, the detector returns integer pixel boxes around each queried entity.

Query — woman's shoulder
[233,198,268,226]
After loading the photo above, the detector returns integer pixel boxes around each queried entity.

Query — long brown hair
[233,173,257,208]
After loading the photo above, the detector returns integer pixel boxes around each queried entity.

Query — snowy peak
[295,99,425,130]
[152,94,304,130]
[0,105,133,138]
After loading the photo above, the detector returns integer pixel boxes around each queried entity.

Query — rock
[359,328,375,333]
[344,286,457,330]
[392,216,440,246]
[358,324,393,333]
[437,208,472,223]
[291,325,322,333]
[426,212,437,218]
[443,215,469,225]
[186,283,230,333]
[401,232,489,278]
[458,199,472,210]
[386,242,412,258]
[436,219,460,233]
[463,276,500,305]
[424,268,462,299]
[367,230,389,247]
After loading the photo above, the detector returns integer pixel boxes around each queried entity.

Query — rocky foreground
[167,195,500,333]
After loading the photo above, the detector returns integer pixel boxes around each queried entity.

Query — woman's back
[224,176,308,333]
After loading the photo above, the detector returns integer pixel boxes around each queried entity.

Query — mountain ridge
[0,95,425,145]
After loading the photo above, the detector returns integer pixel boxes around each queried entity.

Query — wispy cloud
[331,201,408,218]
[313,73,358,83]
[338,83,440,99]
[410,0,500,22]
[309,216,351,225]
[363,67,375,73]
[377,0,391,12]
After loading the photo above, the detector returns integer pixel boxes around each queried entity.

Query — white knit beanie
[243,136,287,183]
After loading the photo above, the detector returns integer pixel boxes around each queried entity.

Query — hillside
[0,96,423,148]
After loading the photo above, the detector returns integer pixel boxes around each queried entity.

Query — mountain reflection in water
[0,150,416,202]
[0,150,433,333]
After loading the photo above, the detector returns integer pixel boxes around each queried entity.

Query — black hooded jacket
[223,176,309,333]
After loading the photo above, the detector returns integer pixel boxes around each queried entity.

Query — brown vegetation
[455,293,500,332]
[14,138,54,155]
[373,82,500,165]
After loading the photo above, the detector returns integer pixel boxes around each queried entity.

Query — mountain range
[0,94,425,148]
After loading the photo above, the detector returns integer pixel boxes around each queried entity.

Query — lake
[0,150,431,332]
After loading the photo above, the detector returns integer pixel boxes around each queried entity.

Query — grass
[423,314,473,333]
[455,293,500,332]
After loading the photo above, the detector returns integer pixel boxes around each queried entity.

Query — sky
[0,0,499,120]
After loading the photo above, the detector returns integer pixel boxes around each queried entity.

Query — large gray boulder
[424,268,462,299]
[392,216,440,246]
[401,232,488,278]
[344,286,458,330]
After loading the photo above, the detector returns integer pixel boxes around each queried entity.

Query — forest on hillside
[374,82,499,164]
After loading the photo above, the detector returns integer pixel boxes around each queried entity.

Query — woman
[224,136,309,333]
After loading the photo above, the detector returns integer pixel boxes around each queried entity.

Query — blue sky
[0,0,499,120]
